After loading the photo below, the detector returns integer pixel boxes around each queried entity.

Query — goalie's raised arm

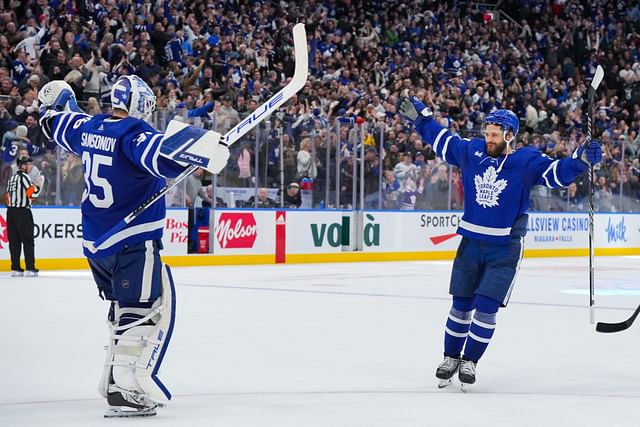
[38,80,89,147]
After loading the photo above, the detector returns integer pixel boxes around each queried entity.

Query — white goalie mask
[110,75,156,121]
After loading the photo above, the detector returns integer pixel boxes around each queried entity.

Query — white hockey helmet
[110,75,156,121]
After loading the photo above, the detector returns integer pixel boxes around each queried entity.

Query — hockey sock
[443,296,473,358]
[462,295,500,362]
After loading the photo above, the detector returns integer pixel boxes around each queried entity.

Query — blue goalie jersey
[415,118,588,243]
[48,112,185,257]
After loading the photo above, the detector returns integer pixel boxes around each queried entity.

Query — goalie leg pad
[99,263,176,406]
[134,264,176,403]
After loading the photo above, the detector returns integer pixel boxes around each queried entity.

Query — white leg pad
[98,265,176,405]
[134,265,175,404]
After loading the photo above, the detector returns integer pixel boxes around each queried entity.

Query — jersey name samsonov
[81,133,117,152]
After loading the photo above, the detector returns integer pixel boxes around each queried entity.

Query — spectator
[283,182,302,208]
[428,164,451,210]
[382,170,400,209]
[185,168,212,208]
[394,152,419,210]
[23,114,44,149]
[247,187,277,208]
[60,153,83,206]
[297,137,318,180]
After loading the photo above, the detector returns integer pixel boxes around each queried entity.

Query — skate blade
[104,406,157,418]
[437,378,453,389]
[460,383,472,393]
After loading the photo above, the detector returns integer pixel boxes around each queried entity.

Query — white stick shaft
[223,23,308,147]
[89,24,309,253]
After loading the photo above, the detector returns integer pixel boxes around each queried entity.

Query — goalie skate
[104,386,159,418]
[436,356,460,389]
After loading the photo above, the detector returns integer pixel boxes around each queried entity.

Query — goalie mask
[110,75,156,121]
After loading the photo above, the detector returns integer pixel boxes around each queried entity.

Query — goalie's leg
[91,240,176,417]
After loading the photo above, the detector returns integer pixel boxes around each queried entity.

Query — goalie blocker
[159,119,229,175]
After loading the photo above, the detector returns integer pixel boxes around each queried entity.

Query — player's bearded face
[484,124,510,157]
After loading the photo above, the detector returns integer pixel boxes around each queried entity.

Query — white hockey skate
[458,359,476,392]
[435,356,460,389]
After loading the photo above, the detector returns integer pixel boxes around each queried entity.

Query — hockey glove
[398,96,433,123]
[573,140,602,165]
[38,80,82,114]
[38,80,83,140]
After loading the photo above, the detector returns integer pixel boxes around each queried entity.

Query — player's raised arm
[531,140,603,188]
[398,96,469,167]
[37,80,91,155]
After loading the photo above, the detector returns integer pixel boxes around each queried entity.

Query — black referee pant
[7,207,35,271]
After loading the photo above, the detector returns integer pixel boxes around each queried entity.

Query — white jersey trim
[542,160,563,187]
[83,219,165,252]
[140,134,163,178]
[433,128,448,152]
[459,219,511,236]
[442,136,452,163]
[53,113,76,153]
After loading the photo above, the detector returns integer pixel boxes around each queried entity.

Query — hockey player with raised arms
[398,95,602,391]
[38,77,229,416]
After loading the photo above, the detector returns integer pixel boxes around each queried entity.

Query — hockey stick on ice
[86,23,308,254]
[585,65,604,324]
[596,304,640,333]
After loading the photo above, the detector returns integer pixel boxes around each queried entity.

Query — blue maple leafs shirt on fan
[398,95,603,390]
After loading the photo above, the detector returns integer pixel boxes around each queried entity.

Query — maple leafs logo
[474,166,507,208]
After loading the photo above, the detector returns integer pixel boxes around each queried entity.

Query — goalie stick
[585,65,604,325]
[596,304,640,333]
[86,23,308,254]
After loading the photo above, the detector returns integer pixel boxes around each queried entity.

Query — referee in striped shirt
[6,156,41,277]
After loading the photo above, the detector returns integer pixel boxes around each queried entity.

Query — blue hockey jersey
[48,112,185,257]
[415,118,587,243]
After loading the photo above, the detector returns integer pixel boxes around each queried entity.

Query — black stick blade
[596,305,640,333]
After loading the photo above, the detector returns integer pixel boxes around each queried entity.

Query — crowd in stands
[1,0,640,211]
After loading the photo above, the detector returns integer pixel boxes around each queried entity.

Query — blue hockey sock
[443,296,473,358]
[462,295,500,362]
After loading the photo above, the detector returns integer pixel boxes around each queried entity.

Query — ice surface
[1,257,639,426]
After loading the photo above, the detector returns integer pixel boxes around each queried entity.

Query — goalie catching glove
[37,80,84,140]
